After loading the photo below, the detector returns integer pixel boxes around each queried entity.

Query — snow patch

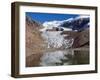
[75,15,89,19]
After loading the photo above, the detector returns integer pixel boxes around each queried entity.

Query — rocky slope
[26,16,47,67]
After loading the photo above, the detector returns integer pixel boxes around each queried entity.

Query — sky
[26,12,79,23]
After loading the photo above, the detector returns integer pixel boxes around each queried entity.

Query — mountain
[40,15,90,49]
[41,20,72,31]
[60,16,89,31]
[26,16,42,29]
[41,15,90,32]
[26,16,47,67]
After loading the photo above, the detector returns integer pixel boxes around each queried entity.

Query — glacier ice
[41,31,74,49]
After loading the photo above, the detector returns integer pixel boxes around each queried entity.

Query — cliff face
[26,16,47,67]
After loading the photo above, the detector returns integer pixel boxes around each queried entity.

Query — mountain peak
[41,15,90,32]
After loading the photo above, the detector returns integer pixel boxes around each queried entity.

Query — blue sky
[26,12,79,23]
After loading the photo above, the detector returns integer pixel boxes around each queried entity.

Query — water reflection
[40,50,89,66]
[40,50,73,66]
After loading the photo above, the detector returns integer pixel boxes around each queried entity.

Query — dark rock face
[46,27,64,31]
[59,17,89,31]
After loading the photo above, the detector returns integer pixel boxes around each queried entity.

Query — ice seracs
[41,31,74,49]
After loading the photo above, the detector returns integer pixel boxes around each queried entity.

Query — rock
[46,27,64,31]
[60,31,78,38]
[26,16,47,67]
[61,28,89,48]
[72,28,89,48]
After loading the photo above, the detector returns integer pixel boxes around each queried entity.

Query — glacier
[39,15,89,66]
[41,31,74,49]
